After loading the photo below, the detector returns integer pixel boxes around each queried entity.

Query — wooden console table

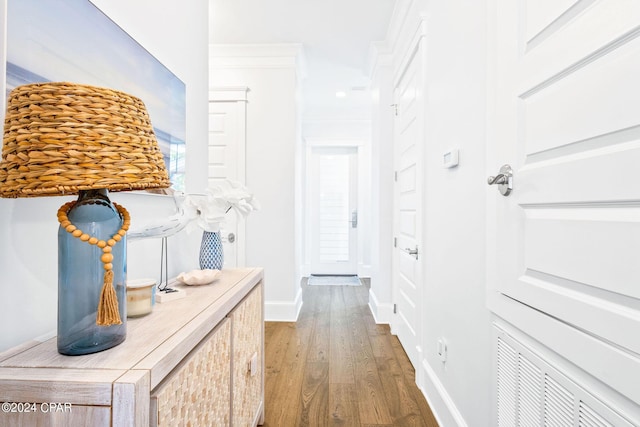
[0,267,264,427]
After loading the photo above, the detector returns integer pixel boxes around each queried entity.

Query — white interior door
[489,0,640,414]
[309,146,358,275]
[392,38,424,370]
[208,89,247,267]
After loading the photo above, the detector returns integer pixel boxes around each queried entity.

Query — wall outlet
[437,338,447,363]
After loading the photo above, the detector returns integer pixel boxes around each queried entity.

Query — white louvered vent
[497,337,517,427]
[494,324,636,427]
[518,355,542,427]
[544,375,573,426]
[579,401,613,427]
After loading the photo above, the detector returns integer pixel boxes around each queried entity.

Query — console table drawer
[231,284,263,426]
[151,318,231,427]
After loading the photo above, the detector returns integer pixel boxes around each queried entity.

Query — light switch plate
[443,149,459,168]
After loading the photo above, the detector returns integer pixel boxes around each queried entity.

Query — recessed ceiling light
[335,91,346,98]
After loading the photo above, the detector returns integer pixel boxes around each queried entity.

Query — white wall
[371,0,492,425]
[210,45,303,321]
[420,1,491,425]
[0,0,209,352]
[419,2,491,424]
[303,120,370,141]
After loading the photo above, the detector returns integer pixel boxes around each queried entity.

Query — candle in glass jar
[126,278,156,317]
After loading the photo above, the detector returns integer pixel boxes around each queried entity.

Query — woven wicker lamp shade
[0,82,170,197]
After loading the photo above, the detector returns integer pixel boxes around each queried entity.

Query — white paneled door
[309,147,358,275]
[489,0,640,417]
[208,89,247,267]
[392,32,425,370]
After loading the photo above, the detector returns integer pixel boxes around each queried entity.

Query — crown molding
[209,86,249,102]
[210,43,305,70]
[367,41,393,79]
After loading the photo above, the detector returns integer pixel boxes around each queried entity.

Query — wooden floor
[263,280,439,427]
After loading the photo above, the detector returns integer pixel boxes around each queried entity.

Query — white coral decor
[185,180,260,232]
[177,269,221,286]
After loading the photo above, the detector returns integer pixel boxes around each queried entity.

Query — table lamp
[0,82,170,355]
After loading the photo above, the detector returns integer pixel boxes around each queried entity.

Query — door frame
[390,17,427,382]
[209,86,248,266]
[302,138,365,277]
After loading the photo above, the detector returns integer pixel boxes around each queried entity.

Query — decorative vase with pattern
[199,230,224,270]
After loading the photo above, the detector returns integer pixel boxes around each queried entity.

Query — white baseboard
[301,265,371,278]
[367,288,393,324]
[419,359,468,427]
[265,288,303,321]
[358,264,372,278]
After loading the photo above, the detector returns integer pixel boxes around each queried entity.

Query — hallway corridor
[263,281,439,426]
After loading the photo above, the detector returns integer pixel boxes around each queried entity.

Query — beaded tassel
[58,201,130,326]
[97,270,122,326]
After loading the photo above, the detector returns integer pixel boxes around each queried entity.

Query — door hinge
[393,303,397,314]
[394,237,397,248]
[394,171,398,182]
[390,103,398,116]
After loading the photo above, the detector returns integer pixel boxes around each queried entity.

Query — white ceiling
[210,0,396,119]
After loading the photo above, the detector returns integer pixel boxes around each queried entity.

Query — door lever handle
[487,174,508,185]
[402,247,419,259]
[487,164,513,196]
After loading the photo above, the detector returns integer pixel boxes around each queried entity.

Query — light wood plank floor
[263,280,439,427]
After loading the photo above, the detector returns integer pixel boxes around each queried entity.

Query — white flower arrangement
[185,180,260,232]
[126,180,258,240]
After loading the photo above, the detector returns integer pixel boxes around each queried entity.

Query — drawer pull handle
[248,352,258,376]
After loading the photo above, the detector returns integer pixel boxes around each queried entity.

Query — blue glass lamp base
[57,327,126,356]
[57,189,127,355]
